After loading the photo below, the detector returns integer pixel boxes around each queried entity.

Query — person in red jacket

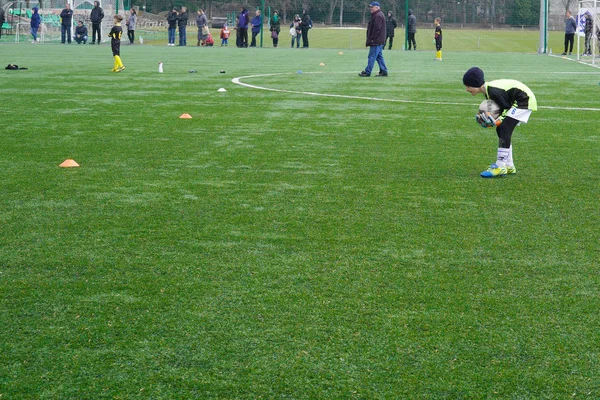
[358,2,388,77]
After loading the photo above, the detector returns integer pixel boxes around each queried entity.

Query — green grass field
[1,40,599,398]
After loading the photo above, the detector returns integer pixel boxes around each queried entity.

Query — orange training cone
[59,159,80,168]
[179,113,192,119]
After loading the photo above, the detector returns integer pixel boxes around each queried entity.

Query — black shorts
[112,41,120,56]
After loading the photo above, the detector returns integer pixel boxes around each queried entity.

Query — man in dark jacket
[60,3,74,43]
[301,10,311,48]
[0,7,5,40]
[166,8,178,46]
[89,1,104,44]
[583,12,593,56]
[562,11,577,55]
[178,6,188,46]
[359,2,388,77]
[407,9,417,50]
[74,20,88,43]
[385,11,397,50]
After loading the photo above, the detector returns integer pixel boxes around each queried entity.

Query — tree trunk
[326,0,338,25]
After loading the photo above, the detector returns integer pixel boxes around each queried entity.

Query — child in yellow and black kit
[434,17,442,61]
[109,15,125,72]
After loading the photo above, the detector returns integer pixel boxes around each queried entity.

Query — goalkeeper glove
[476,112,502,128]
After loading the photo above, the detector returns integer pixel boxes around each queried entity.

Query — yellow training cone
[319,63,325,66]
[179,113,193,119]
[59,159,80,168]
[338,51,344,55]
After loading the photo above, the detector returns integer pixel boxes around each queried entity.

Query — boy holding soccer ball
[463,67,537,178]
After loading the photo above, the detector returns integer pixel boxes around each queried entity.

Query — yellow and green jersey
[485,79,537,111]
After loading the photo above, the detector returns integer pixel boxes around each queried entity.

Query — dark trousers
[301,29,309,47]
[61,24,71,43]
[179,26,186,45]
[564,33,574,53]
[584,33,592,54]
[239,28,248,47]
[250,31,259,46]
[386,35,394,49]
[128,29,134,44]
[408,32,416,50]
[91,22,101,43]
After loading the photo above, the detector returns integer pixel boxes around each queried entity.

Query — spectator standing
[250,9,261,47]
[30,7,41,43]
[90,1,104,44]
[434,17,442,60]
[220,23,230,46]
[238,8,249,47]
[562,11,576,55]
[407,9,417,50]
[74,20,88,43]
[234,17,241,47]
[0,7,5,40]
[126,8,136,44]
[178,6,188,46]
[270,10,281,47]
[583,12,593,56]
[385,11,397,50]
[358,2,388,77]
[290,14,301,48]
[60,3,74,44]
[166,8,178,46]
[300,10,311,48]
[196,9,208,46]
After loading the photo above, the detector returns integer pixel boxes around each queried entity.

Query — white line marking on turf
[232,73,600,112]
[548,53,600,70]
[232,73,470,107]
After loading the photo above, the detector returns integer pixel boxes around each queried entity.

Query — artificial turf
[1,40,599,398]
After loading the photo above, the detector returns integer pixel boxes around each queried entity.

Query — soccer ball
[478,99,501,119]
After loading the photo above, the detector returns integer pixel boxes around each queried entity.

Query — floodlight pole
[339,0,343,27]
[538,0,548,53]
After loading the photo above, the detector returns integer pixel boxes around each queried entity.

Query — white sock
[506,145,514,167]
[496,148,510,167]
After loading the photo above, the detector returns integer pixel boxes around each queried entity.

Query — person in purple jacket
[30,7,41,43]
[358,2,388,77]
[238,7,249,47]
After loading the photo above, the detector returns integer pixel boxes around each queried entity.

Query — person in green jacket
[269,10,281,47]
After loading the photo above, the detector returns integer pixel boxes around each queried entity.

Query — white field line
[547,53,600,70]
[231,72,600,112]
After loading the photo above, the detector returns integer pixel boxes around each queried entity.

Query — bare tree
[326,0,338,24]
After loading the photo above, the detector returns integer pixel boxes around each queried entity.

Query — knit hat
[463,67,485,87]
[369,2,381,7]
